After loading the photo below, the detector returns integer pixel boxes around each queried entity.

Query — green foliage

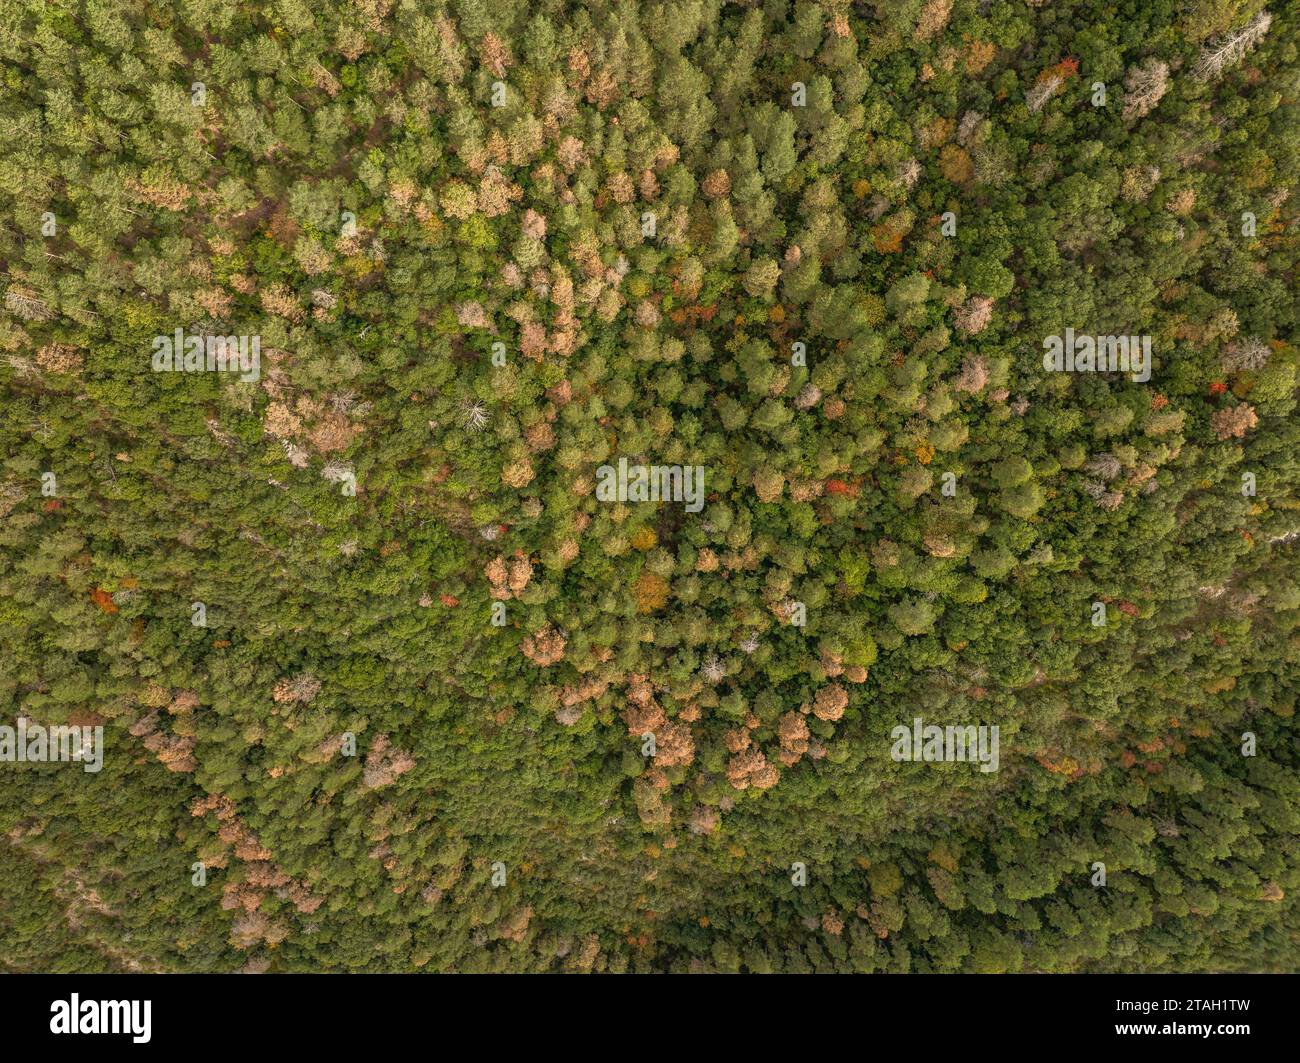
[1,0,1298,974]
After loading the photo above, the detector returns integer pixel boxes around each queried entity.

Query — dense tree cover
[1,0,1298,973]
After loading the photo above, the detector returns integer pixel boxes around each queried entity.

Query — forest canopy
[1,0,1298,973]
